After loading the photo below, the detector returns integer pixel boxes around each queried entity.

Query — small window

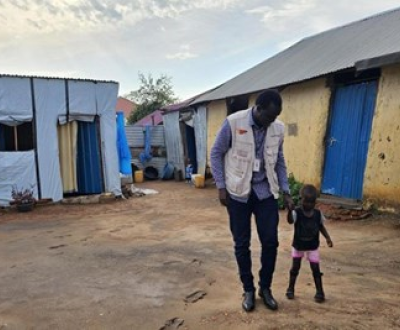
[0,122,34,151]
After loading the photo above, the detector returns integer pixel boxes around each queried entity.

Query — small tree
[126,73,179,124]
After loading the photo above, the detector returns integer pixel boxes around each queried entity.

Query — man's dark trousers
[227,191,279,292]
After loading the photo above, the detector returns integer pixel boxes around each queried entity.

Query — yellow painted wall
[279,79,331,188]
[205,82,331,183]
[206,100,228,166]
[363,64,400,204]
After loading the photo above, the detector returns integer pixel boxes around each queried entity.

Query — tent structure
[0,75,121,206]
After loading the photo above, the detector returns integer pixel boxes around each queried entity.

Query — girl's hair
[301,184,318,201]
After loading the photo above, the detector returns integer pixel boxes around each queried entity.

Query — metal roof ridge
[0,73,118,84]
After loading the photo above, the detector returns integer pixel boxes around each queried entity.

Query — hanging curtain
[0,124,5,151]
[139,125,153,164]
[58,121,78,193]
[76,121,102,195]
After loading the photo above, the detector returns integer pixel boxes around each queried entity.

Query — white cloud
[166,44,198,60]
[0,0,242,35]
[166,52,198,60]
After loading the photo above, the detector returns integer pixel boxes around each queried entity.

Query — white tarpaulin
[69,80,97,116]
[33,78,66,202]
[58,80,97,124]
[0,151,38,206]
[0,77,32,125]
[96,82,121,196]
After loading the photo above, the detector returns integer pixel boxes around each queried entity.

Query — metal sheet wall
[131,157,167,178]
[194,105,207,175]
[125,125,165,147]
[163,112,185,174]
[125,124,167,178]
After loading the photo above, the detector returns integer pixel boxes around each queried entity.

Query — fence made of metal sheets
[125,125,167,178]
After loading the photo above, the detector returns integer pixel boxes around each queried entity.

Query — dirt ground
[0,181,399,330]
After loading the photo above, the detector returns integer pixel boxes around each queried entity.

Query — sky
[1,1,399,101]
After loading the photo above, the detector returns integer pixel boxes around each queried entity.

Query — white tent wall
[58,80,98,124]
[33,78,66,202]
[69,80,97,116]
[96,82,121,196]
[0,77,33,125]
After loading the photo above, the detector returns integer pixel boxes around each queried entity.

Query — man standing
[211,89,294,312]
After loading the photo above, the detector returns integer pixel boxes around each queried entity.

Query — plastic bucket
[193,174,205,188]
[134,170,144,183]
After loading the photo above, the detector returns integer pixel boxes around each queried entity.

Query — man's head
[254,89,282,128]
[300,184,318,211]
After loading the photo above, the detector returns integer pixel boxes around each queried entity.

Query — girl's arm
[320,225,333,247]
[287,209,295,224]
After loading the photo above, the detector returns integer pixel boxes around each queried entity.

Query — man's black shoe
[258,288,278,310]
[242,291,255,312]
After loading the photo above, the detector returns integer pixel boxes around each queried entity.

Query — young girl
[185,158,193,184]
[286,184,333,303]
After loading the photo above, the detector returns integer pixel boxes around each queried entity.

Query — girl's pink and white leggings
[291,248,320,263]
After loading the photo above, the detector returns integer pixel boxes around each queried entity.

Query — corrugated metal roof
[0,73,118,85]
[134,110,164,126]
[355,51,400,71]
[193,7,400,104]
[162,87,220,112]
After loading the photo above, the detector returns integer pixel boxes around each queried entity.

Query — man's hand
[283,193,295,211]
[219,188,230,207]
[326,238,333,247]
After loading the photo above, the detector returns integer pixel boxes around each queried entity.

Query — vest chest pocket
[227,154,251,177]
[265,136,280,165]
[226,154,251,194]
[266,149,279,165]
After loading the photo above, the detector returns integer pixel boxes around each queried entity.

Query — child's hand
[326,238,333,247]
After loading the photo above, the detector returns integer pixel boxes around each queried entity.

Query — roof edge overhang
[355,51,400,72]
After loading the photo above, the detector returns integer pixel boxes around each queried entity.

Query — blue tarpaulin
[139,125,153,164]
[116,112,132,175]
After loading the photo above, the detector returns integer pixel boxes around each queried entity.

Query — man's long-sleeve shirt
[210,110,290,203]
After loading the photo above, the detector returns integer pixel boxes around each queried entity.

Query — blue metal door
[321,81,378,199]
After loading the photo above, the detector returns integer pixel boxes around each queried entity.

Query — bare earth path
[0,181,399,330]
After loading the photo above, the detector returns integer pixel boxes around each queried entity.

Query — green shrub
[278,173,303,209]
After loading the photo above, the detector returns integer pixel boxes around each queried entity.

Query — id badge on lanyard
[253,159,261,172]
